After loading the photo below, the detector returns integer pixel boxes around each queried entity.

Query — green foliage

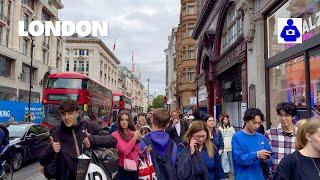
[151,95,165,109]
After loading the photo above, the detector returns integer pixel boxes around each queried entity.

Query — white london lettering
[45,21,61,36]
[18,20,109,37]
[303,19,310,34]
[308,17,316,31]
[316,12,320,27]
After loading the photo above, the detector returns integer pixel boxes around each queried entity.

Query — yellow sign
[84,104,88,112]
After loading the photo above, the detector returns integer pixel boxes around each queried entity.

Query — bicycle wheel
[1,162,13,180]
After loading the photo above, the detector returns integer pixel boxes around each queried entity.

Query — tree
[151,95,165,109]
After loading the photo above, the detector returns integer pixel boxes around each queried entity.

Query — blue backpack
[142,136,177,180]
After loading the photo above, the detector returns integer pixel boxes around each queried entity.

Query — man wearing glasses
[265,102,298,175]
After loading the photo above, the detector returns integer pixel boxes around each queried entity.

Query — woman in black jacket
[38,100,117,180]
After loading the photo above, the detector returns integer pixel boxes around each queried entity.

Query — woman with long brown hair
[177,121,225,180]
[111,110,141,180]
[273,118,320,180]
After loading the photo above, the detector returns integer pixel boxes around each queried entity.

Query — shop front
[266,0,320,127]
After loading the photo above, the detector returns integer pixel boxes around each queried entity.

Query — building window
[77,60,85,72]
[21,63,36,84]
[187,3,195,15]
[0,0,3,16]
[66,60,69,71]
[75,50,77,55]
[42,49,47,64]
[23,14,29,31]
[22,38,28,55]
[221,4,243,53]
[73,61,77,71]
[7,1,11,24]
[86,61,89,71]
[186,24,194,37]
[79,49,89,56]
[6,28,9,47]
[187,67,195,82]
[173,57,176,70]
[0,55,12,78]
[187,45,195,59]
[41,10,50,21]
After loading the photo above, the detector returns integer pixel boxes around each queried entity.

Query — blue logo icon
[278,18,302,44]
[280,19,300,41]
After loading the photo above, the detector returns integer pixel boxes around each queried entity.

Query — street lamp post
[27,35,35,122]
[147,78,150,107]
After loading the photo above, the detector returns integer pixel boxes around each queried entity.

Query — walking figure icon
[280,19,301,42]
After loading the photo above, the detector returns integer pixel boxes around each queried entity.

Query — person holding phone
[177,121,225,180]
[265,102,298,174]
[232,108,273,180]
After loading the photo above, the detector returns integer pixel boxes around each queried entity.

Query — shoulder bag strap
[72,129,81,156]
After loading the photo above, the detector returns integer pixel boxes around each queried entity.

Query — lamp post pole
[27,36,35,122]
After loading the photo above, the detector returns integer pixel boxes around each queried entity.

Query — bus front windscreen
[47,78,83,89]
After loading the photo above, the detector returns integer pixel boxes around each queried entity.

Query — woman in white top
[218,114,235,176]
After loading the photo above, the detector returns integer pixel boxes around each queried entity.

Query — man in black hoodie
[39,100,117,180]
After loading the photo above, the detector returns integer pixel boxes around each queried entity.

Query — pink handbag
[124,158,138,171]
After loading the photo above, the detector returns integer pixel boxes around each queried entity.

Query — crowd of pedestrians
[37,99,320,180]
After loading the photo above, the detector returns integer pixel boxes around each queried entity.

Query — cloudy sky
[60,0,180,95]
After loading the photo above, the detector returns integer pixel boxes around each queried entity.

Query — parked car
[4,123,50,171]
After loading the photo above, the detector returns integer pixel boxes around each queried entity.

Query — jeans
[221,151,233,173]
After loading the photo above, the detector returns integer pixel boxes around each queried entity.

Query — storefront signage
[190,96,197,106]
[302,12,320,34]
[0,100,42,123]
[216,40,246,75]
[198,88,208,102]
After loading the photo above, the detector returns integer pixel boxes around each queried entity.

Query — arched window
[220,4,243,54]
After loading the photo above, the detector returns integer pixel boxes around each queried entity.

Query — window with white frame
[186,23,194,37]
[187,3,195,15]
[187,67,195,82]
[220,3,243,54]
[187,45,195,59]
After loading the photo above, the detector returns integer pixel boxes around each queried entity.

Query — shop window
[310,51,320,114]
[269,56,306,125]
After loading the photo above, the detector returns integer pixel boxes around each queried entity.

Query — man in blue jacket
[232,108,272,180]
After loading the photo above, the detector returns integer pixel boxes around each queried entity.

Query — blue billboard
[0,100,43,124]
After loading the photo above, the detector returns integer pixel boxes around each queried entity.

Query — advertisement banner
[0,100,43,123]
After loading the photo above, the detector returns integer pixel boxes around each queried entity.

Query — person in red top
[112,110,141,180]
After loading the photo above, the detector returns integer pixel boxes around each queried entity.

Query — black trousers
[116,166,139,180]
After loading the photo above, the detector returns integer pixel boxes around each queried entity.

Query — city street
[13,161,45,180]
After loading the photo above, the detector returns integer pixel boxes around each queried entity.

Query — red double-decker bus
[42,72,112,129]
[112,92,132,118]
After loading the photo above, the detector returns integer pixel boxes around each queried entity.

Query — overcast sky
[60,0,180,95]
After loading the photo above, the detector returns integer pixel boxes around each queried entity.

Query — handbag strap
[72,129,81,156]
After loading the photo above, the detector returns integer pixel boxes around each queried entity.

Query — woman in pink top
[112,110,141,180]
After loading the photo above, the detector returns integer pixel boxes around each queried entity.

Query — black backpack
[0,125,9,148]
[143,137,177,180]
